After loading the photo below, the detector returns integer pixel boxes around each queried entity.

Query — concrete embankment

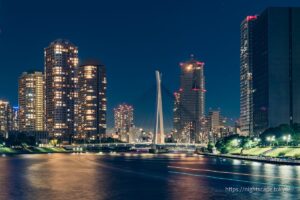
[197,152,300,165]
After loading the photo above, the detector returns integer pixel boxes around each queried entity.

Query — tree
[241,137,253,149]
[6,133,37,147]
[215,134,244,154]
[0,134,5,147]
[260,124,295,146]
[292,123,300,145]
[207,142,215,153]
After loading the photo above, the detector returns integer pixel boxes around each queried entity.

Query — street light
[232,139,240,147]
[282,134,291,146]
[283,136,287,141]
[266,135,275,146]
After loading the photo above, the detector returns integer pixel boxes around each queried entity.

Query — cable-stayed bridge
[71,70,207,153]
[72,143,206,153]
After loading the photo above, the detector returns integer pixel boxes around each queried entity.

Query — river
[0,153,299,200]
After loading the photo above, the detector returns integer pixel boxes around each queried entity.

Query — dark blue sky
[0,0,300,129]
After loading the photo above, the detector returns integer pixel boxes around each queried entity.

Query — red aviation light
[192,88,206,92]
[196,61,204,66]
[246,15,257,21]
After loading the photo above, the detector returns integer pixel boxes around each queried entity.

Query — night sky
[0,0,300,130]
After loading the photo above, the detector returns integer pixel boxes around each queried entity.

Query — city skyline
[1,1,300,129]
[2,3,300,199]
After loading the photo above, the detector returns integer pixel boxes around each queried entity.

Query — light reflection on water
[0,153,299,200]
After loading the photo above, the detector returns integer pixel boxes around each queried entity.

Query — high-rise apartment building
[242,8,300,135]
[175,55,206,143]
[76,62,107,139]
[18,71,44,131]
[44,39,79,142]
[0,100,12,137]
[240,15,257,136]
[114,104,134,142]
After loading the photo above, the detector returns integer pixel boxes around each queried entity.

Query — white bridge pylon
[154,70,165,145]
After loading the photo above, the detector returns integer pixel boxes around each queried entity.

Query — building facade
[246,8,300,134]
[240,15,257,136]
[12,106,19,131]
[114,104,134,142]
[0,100,12,137]
[206,110,229,141]
[173,91,181,140]
[76,62,107,140]
[18,71,44,131]
[44,39,79,142]
[207,111,222,133]
[175,55,206,143]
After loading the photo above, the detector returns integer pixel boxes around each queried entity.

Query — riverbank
[0,147,70,155]
[197,152,300,165]
[228,146,300,158]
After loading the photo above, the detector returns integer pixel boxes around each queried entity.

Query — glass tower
[176,55,205,143]
[251,8,300,134]
[240,15,257,136]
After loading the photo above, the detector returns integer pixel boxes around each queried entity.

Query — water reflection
[0,154,299,200]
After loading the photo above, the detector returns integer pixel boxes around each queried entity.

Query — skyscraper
[207,111,222,132]
[246,8,300,134]
[18,71,44,131]
[240,15,257,136]
[0,100,12,137]
[12,106,19,131]
[76,62,107,139]
[206,110,228,140]
[114,104,134,142]
[173,91,181,140]
[44,39,79,143]
[175,55,206,143]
